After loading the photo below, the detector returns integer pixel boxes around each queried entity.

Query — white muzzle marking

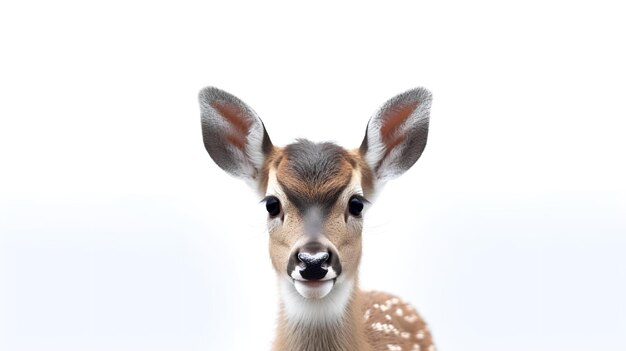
[293,279,335,299]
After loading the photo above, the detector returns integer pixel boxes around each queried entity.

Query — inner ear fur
[199,87,273,181]
[360,88,432,181]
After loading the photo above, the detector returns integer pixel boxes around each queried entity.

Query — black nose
[297,251,329,280]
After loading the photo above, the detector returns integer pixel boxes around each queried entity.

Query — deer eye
[348,195,365,217]
[264,196,281,217]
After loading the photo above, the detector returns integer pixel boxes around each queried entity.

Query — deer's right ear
[199,87,273,184]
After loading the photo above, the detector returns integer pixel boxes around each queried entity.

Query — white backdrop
[1,1,625,350]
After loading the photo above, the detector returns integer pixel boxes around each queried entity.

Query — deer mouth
[293,278,335,299]
[289,266,340,299]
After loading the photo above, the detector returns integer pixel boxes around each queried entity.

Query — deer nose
[297,251,329,280]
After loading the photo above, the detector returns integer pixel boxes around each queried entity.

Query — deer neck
[273,278,371,351]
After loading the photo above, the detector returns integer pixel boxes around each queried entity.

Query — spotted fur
[362,291,435,351]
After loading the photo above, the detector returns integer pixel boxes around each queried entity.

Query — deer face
[264,141,369,300]
[199,87,431,305]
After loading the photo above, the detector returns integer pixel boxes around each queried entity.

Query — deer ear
[199,87,273,183]
[359,88,431,182]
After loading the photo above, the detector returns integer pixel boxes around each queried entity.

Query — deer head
[199,87,431,325]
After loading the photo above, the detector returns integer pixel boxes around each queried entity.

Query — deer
[199,86,435,351]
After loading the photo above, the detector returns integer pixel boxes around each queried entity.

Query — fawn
[199,87,434,351]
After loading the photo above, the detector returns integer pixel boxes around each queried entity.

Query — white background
[1,1,625,350]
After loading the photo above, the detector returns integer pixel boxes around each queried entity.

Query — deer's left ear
[359,88,432,182]
[199,87,273,184]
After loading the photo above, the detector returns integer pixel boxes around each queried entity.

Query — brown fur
[277,158,352,203]
[380,102,417,144]
[210,101,252,151]
[349,149,375,198]
[258,147,284,195]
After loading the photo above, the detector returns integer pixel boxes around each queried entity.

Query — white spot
[376,323,400,335]
[416,330,425,339]
[395,308,404,316]
[401,332,410,339]
[371,322,384,332]
[387,344,402,351]
[385,314,392,321]
[404,314,418,323]
[412,344,421,351]
[364,308,371,321]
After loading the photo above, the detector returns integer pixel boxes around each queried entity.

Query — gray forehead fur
[283,140,348,182]
[278,139,351,213]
